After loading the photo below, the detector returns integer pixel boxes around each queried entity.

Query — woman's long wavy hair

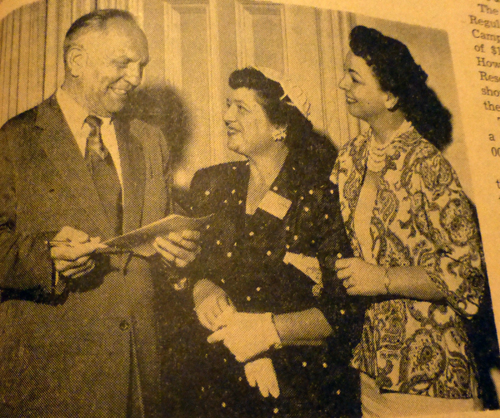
[349,25,452,151]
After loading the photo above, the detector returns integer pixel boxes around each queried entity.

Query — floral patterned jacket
[330,125,485,399]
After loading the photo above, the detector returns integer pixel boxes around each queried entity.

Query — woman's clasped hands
[207,311,281,362]
[193,279,281,398]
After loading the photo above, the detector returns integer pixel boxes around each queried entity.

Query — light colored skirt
[361,373,483,417]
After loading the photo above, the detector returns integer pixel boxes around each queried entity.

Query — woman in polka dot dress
[163,67,366,417]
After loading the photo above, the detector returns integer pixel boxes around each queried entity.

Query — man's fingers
[64,260,96,279]
[54,226,90,244]
[181,230,201,241]
[152,241,175,262]
[163,232,200,251]
[55,255,91,272]
[207,328,225,344]
[174,256,193,269]
[154,237,194,260]
[51,241,100,261]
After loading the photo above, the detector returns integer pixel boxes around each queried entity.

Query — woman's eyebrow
[234,99,250,108]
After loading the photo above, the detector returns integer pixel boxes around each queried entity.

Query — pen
[45,239,76,248]
[45,240,109,250]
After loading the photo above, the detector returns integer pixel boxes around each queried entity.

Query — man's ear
[385,91,399,111]
[66,46,87,77]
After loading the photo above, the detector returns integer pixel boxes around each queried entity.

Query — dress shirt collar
[56,88,113,156]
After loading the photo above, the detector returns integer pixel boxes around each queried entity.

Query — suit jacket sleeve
[0,122,55,294]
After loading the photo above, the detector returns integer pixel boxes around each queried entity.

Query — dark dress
[163,137,365,418]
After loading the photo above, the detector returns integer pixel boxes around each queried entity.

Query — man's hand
[153,230,201,268]
[50,226,105,279]
[245,357,280,398]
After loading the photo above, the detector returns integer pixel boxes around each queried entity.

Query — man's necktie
[84,115,123,236]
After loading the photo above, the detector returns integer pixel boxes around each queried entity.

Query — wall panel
[317,9,359,148]
[0,19,6,119]
[235,1,284,72]
[8,8,20,117]
[164,0,224,186]
[1,12,13,124]
[27,1,46,109]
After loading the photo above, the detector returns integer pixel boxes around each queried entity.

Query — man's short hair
[63,9,137,68]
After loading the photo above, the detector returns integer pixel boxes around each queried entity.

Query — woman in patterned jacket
[330,25,486,416]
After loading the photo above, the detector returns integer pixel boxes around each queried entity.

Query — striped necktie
[84,115,123,236]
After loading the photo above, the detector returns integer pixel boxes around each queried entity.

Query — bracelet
[383,267,391,295]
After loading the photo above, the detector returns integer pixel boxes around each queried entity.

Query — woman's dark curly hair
[228,67,314,153]
[349,25,452,150]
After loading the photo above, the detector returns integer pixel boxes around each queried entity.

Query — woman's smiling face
[223,88,278,158]
[338,51,393,123]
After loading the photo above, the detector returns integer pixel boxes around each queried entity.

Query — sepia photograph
[0,0,498,417]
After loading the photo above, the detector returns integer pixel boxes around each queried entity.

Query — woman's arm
[273,307,332,345]
[207,307,332,362]
[335,257,445,300]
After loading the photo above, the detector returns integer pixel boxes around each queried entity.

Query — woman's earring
[273,127,287,142]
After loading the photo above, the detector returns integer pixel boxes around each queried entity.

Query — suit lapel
[114,118,146,233]
[35,96,113,238]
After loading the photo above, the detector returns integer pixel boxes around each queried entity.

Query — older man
[0,9,197,417]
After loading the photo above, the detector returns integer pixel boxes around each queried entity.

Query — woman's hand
[245,357,280,398]
[335,257,387,296]
[207,312,281,362]
[193,279,235,331]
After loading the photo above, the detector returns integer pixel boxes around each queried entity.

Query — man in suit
[0,9,198,417]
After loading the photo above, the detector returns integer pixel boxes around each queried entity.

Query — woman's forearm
[387,266,445,301]
[273,308,332,345]
[336,257,446,301]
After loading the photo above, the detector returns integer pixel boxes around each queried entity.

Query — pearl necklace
[367,139,391,172]
[366,120,413,172]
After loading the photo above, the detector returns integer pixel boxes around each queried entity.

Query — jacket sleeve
[0,125,55,296]
[409,149,485,318]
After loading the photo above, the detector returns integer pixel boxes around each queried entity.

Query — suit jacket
[0,95,171,417]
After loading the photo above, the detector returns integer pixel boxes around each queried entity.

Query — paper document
[101,214,213,256]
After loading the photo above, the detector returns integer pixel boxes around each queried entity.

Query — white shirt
[56,88,124,187]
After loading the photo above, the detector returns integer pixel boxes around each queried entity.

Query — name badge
[258,191,292,220]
